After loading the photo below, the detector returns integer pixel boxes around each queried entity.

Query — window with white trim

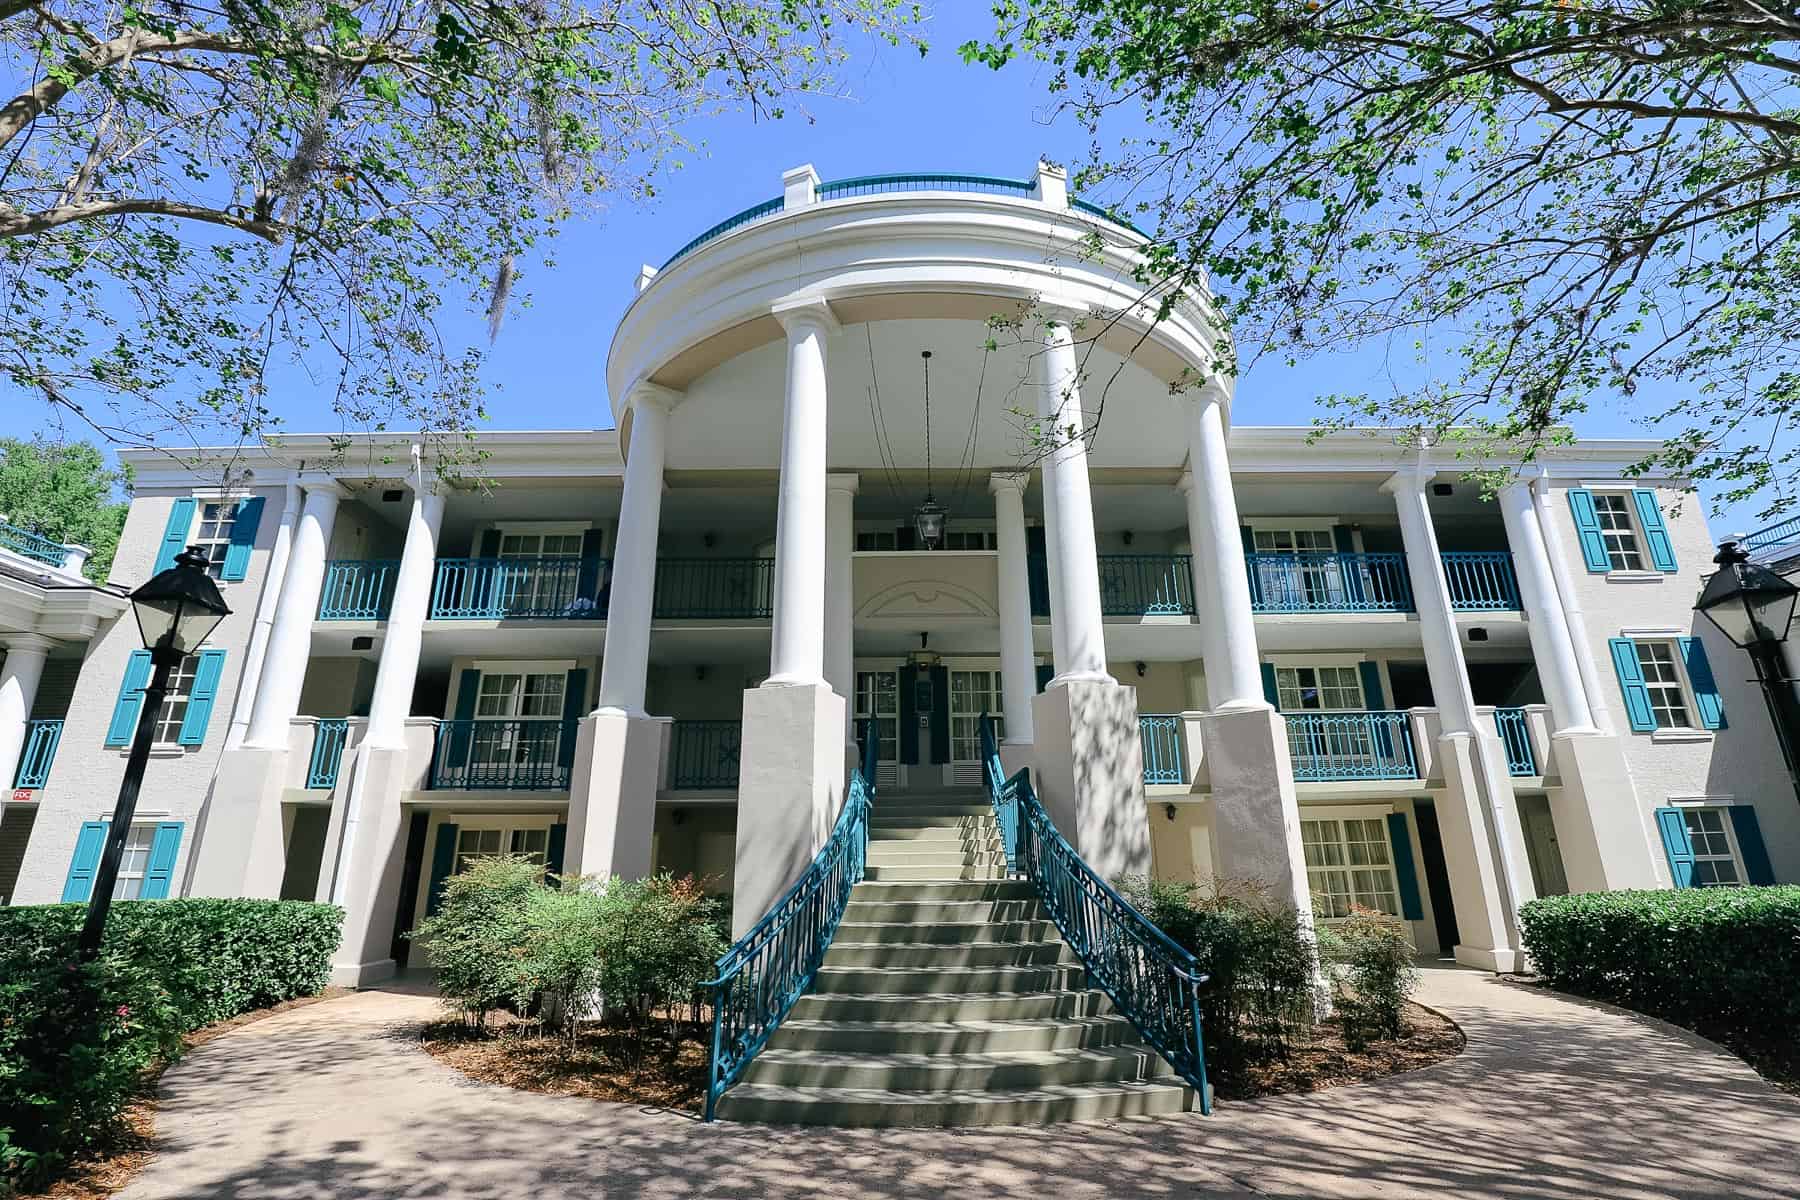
[1300,817,1400,918]
[453,824,551,875]
[1252,528,1336,553]
[151,655,200,744]
[1276,665,1364,712]
[949,670,1003,761]
[1682,808,1743,886]
[1592,493,1645,571]
[1634,641,1692,730]
[190,501,239,579]
[942,530,997,551]
[854,671,899,762]
[112,824,158,900]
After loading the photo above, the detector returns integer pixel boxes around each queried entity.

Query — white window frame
[1680,806,1747,887]
[184,492,250,580]
[1629,638,1699,732]
[149,654,202,746]
[1248,519,1341,554]
[1270,659,1367,712]
[445,814,558,876]
[111,823,159,900]
[948,667,1005,763]
[1587,489,1651,574]
[1299,807,1403,920]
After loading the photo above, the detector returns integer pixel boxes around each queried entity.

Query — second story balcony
[12,718,63,789]
[429,718,576,790]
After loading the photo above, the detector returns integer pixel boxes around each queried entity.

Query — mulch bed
[1214,1001,1466,1102]
[25,989,350,1200]
[1698,1025,1800,1095]
[419,1015,711,1114]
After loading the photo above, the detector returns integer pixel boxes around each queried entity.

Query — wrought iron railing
[430,556,604,620]
[661,197,783,267]
[428,718,576,790]
[701,735,877,1121]
[1286,711,1419,780]
[319,559,400,620]
[0,520,65,566]
[1742,513,1800,559]
[670,720,743,790]
[306,719,351,789]
[1139,714,1187,784]
[1245,551,1414,613]
[1493,707,1537,776]
[654,558,774,619]
[1441,551,1522,611]
[13,718,62,788]
[1098,555,1195,616]
[979,718,1211,1112]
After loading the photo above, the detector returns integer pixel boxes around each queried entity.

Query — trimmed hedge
[1519,887,1800,1032]
[0,899,342,1192]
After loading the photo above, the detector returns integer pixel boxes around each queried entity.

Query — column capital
[773,295,839,337]
[3,633,56,656]
[1036,295,1090,330]
[297,474,350,501]
[626,380,683,416]
[988,471,1029,497]
[1189,377,1232,410]
[1379,463,1437,496]
[826,472,861,496]
[1176,469,1195,496]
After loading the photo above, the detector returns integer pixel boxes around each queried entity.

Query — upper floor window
[499,532,582,558]
[476,671,566,719]
[190,501,239,578]
[1634,641,1690,729]
[1276,664,1364,711]
[942,530,997,551]
[1591,493,1644,572]
[152,655,201,744]
[1570,487,1677,574]
[1610,635,1724,732]
[1253,528,1336,554]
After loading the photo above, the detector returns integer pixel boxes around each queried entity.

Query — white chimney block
[1033,160,1069,208]
[783,163,821,210]
[635,264,658,293]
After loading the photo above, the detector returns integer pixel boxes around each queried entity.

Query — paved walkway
[121,968,1800,1199]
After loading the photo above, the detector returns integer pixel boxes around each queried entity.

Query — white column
[825,473,858,733]
[226,480,300,750]
[364,457,445,748]
[0,636,52,788]
[991,473,1037,745]
[244,478,344,748]
[1498,482,1596,735]
[1180,386,1266,709]
[1385,468,1479,733]
[1036,312,1110,683]
[1531,470,1614,733]
[766,299,835,687]
[598,384,679,715]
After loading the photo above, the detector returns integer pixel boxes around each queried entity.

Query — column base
[187,746,289,898]
[565,711,668,881]
[1199,707,1311,916]
[331,957,398,989]
[328,746,414,983]
[1030,680,1150,881]
[1548,731,1660,891]
[1452,944,1522,974]
[733,682,847,937]
[1434,731,1530,969]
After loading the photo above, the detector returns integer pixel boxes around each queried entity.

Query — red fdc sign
[10,789,32,803]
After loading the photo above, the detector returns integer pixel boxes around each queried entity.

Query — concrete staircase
[715,787,1194,1126]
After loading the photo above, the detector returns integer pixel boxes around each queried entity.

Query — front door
[948,669,1003,786]
[1517,794,1571,896]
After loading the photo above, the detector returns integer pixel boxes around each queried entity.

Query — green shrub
[410,855,540,1027]
[511,879,609,1050]
[0,898,341,1193]
[1520,886,1800,1034]
[593,873,728,1049]
[1118,876,1317,1076]
[1317,906,1418,1049]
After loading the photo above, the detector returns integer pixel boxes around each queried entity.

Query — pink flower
[116,1005,131,1018]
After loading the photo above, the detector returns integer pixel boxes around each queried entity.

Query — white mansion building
[0,163,1792,991]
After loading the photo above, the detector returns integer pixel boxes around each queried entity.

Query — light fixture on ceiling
[912,350,948,549]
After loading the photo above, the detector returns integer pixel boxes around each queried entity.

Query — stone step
[788,988,1115,1023]
[870,815,997,831]
[844,898,1046,924]
[834,919,1058,945]
[813,963,1088,995]
[767,1014,1138,1054]
[864,864,1012,882]
[864,850,1010,869]
[738,1044,1171,1092]
[863,824,1000,843]
[850,879,1034,900]
[822,939,1074,969]
[872,803,993,817]
[714,1080,1194,1128]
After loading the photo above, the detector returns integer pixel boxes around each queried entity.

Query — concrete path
[121,967,1800,1199]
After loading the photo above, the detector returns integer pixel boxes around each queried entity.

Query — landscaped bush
[1520,886,1800,1035]
[1316,906,1419,1049]
[411,855,541,1027]
[592,873,728,1049]
[1117,876,1317,1075]
[0,898,342,1193]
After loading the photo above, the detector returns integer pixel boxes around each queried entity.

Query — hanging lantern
[913,494,948,549]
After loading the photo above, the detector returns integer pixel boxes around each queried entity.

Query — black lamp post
[77,545,229,959]
[1694,539,1800,802]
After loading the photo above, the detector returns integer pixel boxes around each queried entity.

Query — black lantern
[1694,541,1799,649]
[913,494,948,549]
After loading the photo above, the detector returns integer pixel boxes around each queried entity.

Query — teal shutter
[1035,663,1053,694]
[1677,637,1725,729]
[478,529,501,557]
[1655,807,1697,888]
[1358,661,1386,709]
[140,822,184,899]
[220,496,264,581]
[106,650,154,747]
[1261,663,1280,708]
[62,821,108,902]
[1729,806,1775,885]
[577,529,605,609]
[425,822,459,915]
[558,668,588,770]
[155,497,197,573]
[1632,489,1677,572]
[1567,489,1611,573]
[1239,525,1254,553]
[176,648,227,746]
[447,668,480,768]
[1609,638,1657,732]
[546,822,568,882]
[1386,813,1424,921]
[898,664,920,764]
[928,665,950,764]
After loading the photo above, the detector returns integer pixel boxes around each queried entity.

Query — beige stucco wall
[298,657,379,718]
[651,804,736,895]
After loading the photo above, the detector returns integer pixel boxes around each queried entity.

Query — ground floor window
[949,669,1003,761]
[112,824,158,900]
[1682,807,1742,886]
[1300,816,1400,918]
[855,671,899,762]
[453,822,552,876]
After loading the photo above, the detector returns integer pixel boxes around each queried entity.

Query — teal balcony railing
[1139,714,1187,784]
[1247,552,1415,613]
[13,718,62,788]
[0,520,64,567]
[306,719,351,788]
[429,718,576,790]
[670,720,743,790]
[1099,555,1195,616]
[654,558,774,619]
[1442,552,1522,611]
[319,560,399,620]
[1287,711,1419,780]
[1493,707,1537,776]
[431,557,607,620]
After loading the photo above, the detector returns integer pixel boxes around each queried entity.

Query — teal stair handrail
[978,717,1212,1113]
[700,734,877,1121]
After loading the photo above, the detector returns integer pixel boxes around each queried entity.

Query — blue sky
[0,5,1761,537]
